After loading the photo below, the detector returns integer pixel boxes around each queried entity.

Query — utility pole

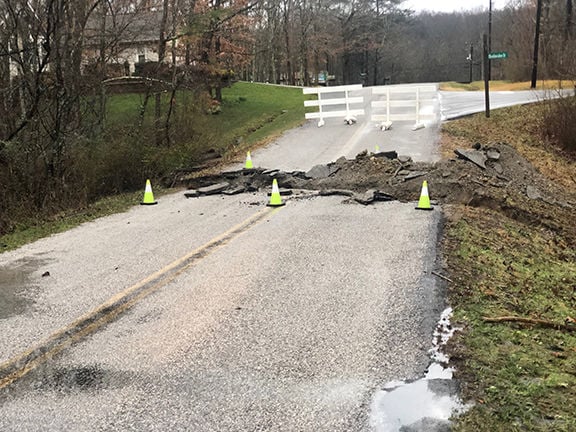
[468,44,474,83]
[488,0,492,80]
[531,0,543,89]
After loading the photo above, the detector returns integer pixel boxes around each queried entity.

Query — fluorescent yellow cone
[267,179,285,207]
[415,180,433,210]
[141,179,158,205]
[244,151,253,169]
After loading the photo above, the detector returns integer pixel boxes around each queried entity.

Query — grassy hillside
[440,104,576,431]
[0,82,307,251]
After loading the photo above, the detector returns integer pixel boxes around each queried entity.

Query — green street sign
[488,51,508,60]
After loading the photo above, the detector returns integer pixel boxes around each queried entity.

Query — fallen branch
[483,316,576,332]
[432,271,453,283]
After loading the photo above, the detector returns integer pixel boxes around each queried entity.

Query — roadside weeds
[440,105,576,431]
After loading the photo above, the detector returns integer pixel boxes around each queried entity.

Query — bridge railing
[371,84,437,130]
[303,84,365,127]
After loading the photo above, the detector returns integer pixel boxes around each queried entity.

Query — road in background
[234,86,442,172]
[439,88,574,120]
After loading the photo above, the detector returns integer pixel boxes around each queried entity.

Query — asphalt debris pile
[182,142,575,239]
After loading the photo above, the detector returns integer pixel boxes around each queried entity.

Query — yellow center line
[0,205,282,389]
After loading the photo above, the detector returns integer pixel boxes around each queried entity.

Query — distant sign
[488,52,508,60]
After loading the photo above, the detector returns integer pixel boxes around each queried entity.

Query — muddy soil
[181,143,576,243]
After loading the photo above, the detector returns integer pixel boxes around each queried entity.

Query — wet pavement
[0,258,47,319]
[0,199,446,431]
[370,308,469,431]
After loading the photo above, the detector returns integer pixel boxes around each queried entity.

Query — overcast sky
[402,0,510,14]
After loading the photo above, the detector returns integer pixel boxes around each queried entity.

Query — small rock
[526,185,542,200]
[492,162,504,174]
[398,155,413,164]
[184,190,200,198]
[472,142,482,150]
[486,148,501,160]
[42,271,50,277]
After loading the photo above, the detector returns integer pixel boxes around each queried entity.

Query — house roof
[84,11,167,46]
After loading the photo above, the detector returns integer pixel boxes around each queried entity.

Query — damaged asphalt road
[0,193,445,431]
[182,141,574,239]
[1,134,574,431]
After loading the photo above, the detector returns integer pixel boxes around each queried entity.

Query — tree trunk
[155,0,170,146]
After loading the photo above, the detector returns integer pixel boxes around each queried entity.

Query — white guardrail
[303,84,365,127]
[371,84,437,131]
[303,83,438,131]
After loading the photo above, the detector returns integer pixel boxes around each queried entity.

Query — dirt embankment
[184,142,576,243]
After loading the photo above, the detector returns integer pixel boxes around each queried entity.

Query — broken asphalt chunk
[404,171,428,181]
[373,150,398,160]
[318,189,354,197]
[222,186,246,195]
[198,182,230,195]
[184,190,200,198]
[353,189,377,205]
[454,149,487,169]
[305,164,339,179]
[374,191,395,201]
[267,188,293,196]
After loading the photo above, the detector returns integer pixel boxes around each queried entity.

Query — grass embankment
[441,80,575,92]
[214,82,307,155]
[0,82,306,252]
[441,104,576,430]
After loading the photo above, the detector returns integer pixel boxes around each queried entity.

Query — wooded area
[247,0,575,85]
[0,0,574,234]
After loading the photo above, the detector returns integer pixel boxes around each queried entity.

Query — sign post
[483,34,490,118]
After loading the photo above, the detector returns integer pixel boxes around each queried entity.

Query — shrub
[540,92,576,156]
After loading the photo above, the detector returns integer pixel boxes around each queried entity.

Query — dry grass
[440,80,575,92]
[441,102,576,431]
[440,104,576,190]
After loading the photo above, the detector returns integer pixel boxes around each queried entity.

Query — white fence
[303,84,365,127]
[371,84,437,130]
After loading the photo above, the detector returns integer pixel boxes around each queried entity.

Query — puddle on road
[370,308,470,431]
[0,258,47,319]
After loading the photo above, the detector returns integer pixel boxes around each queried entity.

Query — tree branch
[483,316,576,332]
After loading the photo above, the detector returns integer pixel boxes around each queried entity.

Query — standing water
[369,308,470,431]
